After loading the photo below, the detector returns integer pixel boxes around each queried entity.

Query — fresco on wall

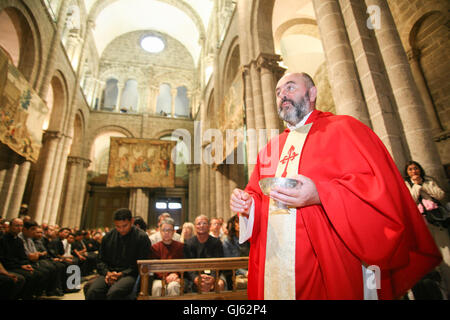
[107,137,176,188]
[0,51,49,162]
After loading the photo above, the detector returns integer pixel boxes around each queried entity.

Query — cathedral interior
[0,0,449,230]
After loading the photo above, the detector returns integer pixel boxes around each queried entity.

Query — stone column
[60,156,78,227]
[63,156,90,228]
[0,156,19,219]
[129,188,149,219]
[149,86,159,115]
[313,0,371,126]
[74,159,90,227]
[171,88,178,117]
[406,48,442,136]
[223,166,232,221]
[29,131,62,224]
[366,0,447,187]
[242,65,256,177]
[64,32,80,63]
[6,160,31,220]
[228,164,238,220]
[338,0,407,165]
[249,62,266,130]
[209,166,217,218]
[188,165,196,222]
[115,82,124,112]
[256,53,284,131]
[204,163,211,216]
[215,168,224,218]
[186,90,193,118]
[200,163,208,215]
[38,0,70,98]
[47,134,72,225]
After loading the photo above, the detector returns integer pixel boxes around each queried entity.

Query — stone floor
[38,274,96,301]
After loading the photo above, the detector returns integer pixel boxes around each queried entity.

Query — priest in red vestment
[230,72,442,300]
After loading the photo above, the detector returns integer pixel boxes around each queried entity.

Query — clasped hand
[105,271,123,285]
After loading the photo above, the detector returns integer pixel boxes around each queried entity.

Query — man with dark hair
[19,220,60,296]
[85,208,151,300]
[0,260,25,300]
[72,230,96,276]
[33,226,65,296]
[0,218,42,299]
[133,216,148,231]
[47,227,79,293]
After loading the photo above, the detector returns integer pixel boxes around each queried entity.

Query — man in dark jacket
[0,218,43,299]
[85,208,151,300]
[184,215,226,293]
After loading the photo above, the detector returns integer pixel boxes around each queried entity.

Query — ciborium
[259,177,299,215]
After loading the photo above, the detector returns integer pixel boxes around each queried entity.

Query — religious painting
[107,137,176,188]
[0,50,49,162]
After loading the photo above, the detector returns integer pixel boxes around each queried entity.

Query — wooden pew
[137,257,249,300]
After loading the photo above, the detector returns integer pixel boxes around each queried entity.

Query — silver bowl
[259,177,299,214]
[259,177,299,196]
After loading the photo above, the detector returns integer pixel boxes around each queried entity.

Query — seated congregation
[0,208,250,300]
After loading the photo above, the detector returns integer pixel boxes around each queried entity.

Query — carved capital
[241,64,251,77]
[42,130,63,143]
[67,156,91,168]
[255,53,286,80]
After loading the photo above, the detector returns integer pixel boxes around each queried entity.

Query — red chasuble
[244,110,442,300]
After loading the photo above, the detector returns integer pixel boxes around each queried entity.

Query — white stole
[264,123,312,300]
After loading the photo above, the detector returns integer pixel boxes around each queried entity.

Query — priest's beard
[278,93,310,126]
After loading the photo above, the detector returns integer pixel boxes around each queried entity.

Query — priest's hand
[230,188,252,218]
[270,174,321,208]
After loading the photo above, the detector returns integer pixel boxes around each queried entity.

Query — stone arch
[155,129,177,140]
[408,10,443,50]
[252,0,276,55]
[87,125,134,173]
[0,3,42,85]
[273,18,319,49]
[46,71,69,133]
[408,10,449,131]
[222,37,241,94]
[396,1,448,51]
[70,111,85,157]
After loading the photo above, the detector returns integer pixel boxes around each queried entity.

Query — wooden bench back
[137,257,249,300]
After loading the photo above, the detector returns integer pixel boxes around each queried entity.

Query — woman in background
[404,160,449,299]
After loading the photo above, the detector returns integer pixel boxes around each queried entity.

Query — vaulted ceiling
[83,0,214,63]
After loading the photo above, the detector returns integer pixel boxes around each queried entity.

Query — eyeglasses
[195,222,208,226]
[161,228,174,233]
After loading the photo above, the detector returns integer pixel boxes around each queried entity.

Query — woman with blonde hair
[180,222,196,243]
